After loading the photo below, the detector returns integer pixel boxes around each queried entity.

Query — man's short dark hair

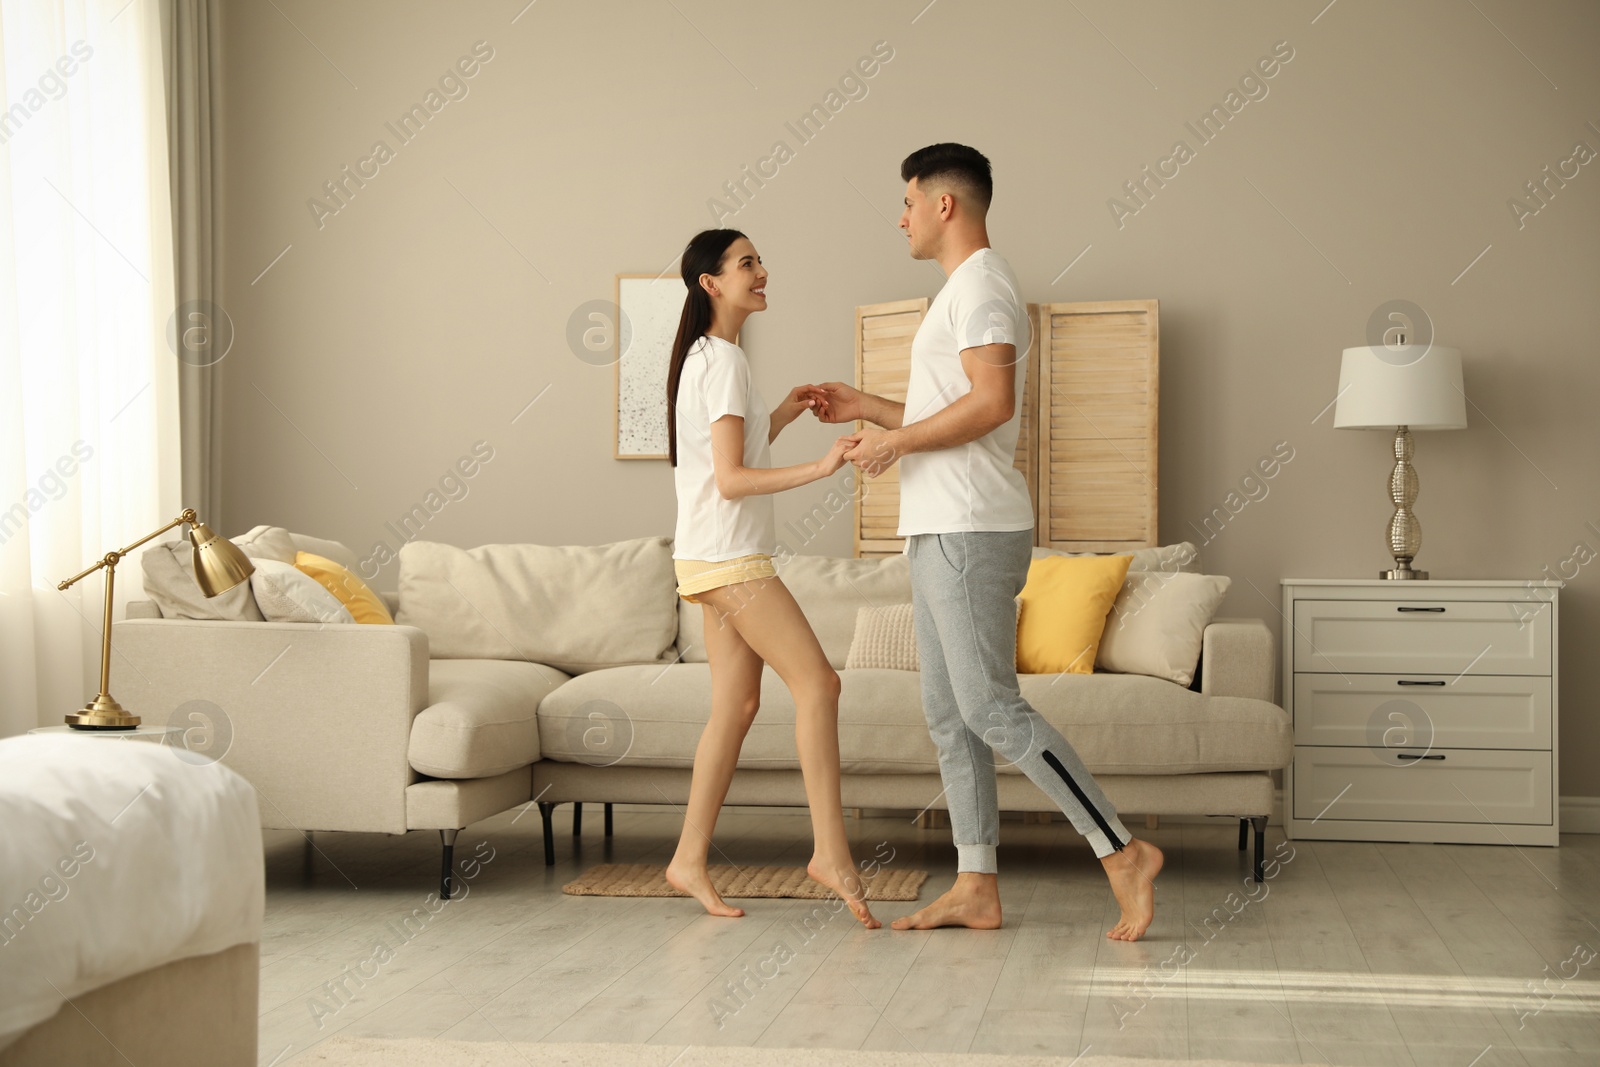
[900,143,993,213]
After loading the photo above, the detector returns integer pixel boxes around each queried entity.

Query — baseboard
[608,794,1292,827]
[1562,795,1600,833]
[606,795,1600,832]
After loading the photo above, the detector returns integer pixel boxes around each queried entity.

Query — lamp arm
[56,508,200,591]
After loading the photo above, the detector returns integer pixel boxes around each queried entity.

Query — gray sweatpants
[908,530,1132,871]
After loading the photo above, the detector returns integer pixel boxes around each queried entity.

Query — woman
[664,228,878,928]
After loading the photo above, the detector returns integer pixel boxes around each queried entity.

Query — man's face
[899,177,942,260]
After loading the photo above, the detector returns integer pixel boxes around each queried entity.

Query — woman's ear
[698,273,719,298]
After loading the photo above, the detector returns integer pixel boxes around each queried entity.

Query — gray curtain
[161,0,224,525]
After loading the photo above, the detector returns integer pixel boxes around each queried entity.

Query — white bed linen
[0,734,264,1047]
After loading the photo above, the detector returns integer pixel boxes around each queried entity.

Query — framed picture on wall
[614,273,683,460]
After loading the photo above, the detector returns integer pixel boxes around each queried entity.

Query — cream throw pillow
[1096,571,1231,686]
[845,603,919,671]
[249,559,355,624]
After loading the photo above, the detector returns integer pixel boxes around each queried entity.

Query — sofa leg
[604,803,614,837]
[1239,818,1249,851]
[440,828,459,900]
[1250,816,1267,882]
[539,802,556,866]
[573,802,583,836]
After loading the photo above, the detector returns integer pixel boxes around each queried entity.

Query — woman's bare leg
[665,599,763,917]
[697,577,879,929]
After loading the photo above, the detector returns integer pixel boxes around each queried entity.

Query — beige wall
[214,1,1600,795]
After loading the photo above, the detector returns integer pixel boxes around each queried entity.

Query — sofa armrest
[127,599,161,620]
[1199,617,1275,702]
[112,618,430,834]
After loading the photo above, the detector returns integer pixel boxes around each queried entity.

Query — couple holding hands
[664,144,1162,940]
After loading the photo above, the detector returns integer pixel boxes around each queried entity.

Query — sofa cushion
[676,553,912,667]
[536,663,1291,776]
[409,659,570,778]
[397,537,678,672]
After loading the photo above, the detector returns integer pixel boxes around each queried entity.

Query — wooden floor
[257,807,1600,1066]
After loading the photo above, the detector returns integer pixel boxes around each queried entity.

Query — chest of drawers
[1281,579,1560,845]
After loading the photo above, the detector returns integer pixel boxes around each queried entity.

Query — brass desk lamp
[56,509,254,729]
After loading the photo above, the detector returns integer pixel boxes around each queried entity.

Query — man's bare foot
[807,856,881,929]
[665,859,744,918]
[890,871,1002,930]
[1102,838,1163,941]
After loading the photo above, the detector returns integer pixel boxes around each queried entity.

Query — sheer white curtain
[0,0,182,738]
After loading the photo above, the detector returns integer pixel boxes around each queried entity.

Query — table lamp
[56,509,254,729]
[1334,343,1468,579]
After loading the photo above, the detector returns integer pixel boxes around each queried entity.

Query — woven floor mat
[562,863,928,901]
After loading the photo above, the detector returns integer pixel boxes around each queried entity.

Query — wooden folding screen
[1035,300,1159,552]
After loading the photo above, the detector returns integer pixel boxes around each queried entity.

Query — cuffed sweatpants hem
[1085,818,1133,860]
[956,843,998,874]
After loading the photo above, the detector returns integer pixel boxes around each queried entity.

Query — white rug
[298,1038,1302,1067]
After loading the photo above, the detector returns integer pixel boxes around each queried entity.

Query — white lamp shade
[1334,345,1467,430]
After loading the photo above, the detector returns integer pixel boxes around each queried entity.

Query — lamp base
[1380,567,1428,580]
[66,696,140,731]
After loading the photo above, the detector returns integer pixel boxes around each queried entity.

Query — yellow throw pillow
[1015,554,1132,674]
[293,551,394,625]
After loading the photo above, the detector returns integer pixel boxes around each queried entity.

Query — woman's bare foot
[1102,838,1163,941]
[889,872,1003,930]
[807,856,881,929]
[666,859,744,918]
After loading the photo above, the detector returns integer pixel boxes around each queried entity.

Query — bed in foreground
[0,733,263,1066]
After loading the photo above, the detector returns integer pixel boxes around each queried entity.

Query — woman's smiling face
[702,236,767,313]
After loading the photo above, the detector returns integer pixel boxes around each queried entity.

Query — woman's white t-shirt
[897,247,1035,536]
[672,335,776,561]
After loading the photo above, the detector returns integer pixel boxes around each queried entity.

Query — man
[817,143,1162,941]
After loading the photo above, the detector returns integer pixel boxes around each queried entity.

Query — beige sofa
[117,533,1291,898]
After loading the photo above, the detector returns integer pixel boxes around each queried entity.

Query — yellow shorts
[674,553,777,603]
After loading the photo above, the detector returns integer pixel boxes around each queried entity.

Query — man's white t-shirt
[897,247,1035,536]
[672,335,777,561]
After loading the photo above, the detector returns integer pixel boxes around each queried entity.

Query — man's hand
[809,381,866,424]
[842,427,900,477]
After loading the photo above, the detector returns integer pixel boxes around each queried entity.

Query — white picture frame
[614,273,684,460]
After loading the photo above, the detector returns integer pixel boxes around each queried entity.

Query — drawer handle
[1396,753,1446,761]
[1397,679,1446,686]
[1397,606,1446,613]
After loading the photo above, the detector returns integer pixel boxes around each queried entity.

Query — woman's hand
[815,433,855,477]
[772,385,827,437]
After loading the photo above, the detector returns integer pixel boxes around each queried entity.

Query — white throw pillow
[845,603,919,671]
[1095,571,1230,686]
[249,559,355,624]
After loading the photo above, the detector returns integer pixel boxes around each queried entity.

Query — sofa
[116,531,1292,898]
